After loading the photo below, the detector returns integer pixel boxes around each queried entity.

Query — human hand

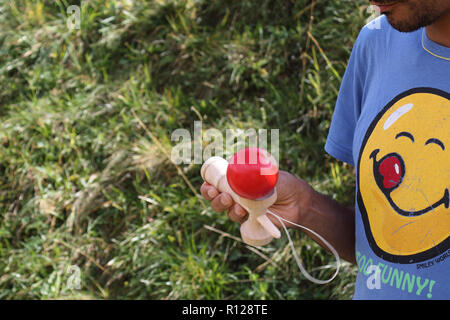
[200,170,314,228]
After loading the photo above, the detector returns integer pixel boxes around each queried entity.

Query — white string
[267,209,341,285]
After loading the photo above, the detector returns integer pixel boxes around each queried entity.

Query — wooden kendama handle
[201,156,281,246]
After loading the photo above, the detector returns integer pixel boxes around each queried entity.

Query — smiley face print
[357,88,449,264]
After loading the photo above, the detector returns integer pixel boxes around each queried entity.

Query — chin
[385,14,423,32]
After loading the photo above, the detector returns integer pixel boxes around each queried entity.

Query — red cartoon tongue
[379,155,403,189]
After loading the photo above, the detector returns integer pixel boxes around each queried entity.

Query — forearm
[300,189,356,264]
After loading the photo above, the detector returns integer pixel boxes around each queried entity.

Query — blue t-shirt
[325,16,449,300]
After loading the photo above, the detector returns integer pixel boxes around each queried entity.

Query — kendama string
[267,209,341,285]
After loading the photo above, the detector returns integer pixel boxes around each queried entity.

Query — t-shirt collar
[421,28,450,61]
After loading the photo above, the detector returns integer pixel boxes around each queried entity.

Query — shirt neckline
[421,28,450,61]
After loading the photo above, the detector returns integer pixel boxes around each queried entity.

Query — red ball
[226,147,279,200]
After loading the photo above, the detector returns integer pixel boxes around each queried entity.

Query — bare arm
[299,190,356,264]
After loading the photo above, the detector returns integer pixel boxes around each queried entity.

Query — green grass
[0,0,370,299]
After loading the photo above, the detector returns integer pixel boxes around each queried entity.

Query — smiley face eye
[425,138,445,151]
[395,131,414,143]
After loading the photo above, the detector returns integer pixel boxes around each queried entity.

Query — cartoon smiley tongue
[378,154,404,189]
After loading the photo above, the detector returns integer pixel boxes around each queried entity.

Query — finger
[200,182,219,201]
[227,203,248,224]
[210,193,233,212]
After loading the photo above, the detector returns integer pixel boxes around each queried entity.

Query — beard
[381,0,448,32]
[386,12,444,33]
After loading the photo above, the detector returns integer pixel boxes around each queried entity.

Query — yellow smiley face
[358,88,450,263]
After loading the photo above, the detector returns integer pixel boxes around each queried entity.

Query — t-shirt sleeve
[324,29,369,166]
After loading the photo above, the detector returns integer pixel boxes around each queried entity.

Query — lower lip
[372,3,397,13]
